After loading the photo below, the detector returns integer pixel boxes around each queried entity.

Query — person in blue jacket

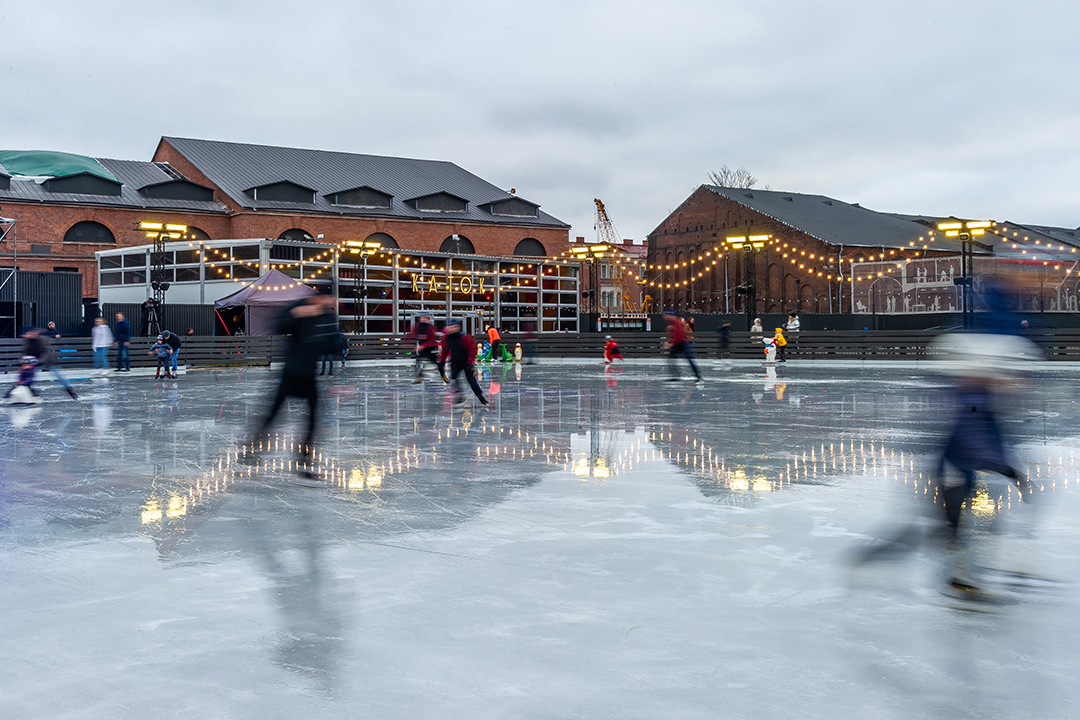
[113,313,131,371]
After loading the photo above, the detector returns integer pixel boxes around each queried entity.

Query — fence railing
[4,330,1080,369]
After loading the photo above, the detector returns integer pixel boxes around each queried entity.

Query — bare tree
[707,165,758,189]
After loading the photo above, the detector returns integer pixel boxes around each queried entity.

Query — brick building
[0,138,570,298]
[646,185,976,316]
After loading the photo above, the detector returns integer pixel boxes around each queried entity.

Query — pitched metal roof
[161,136,569,228]
[702,186,954,251]
[0,156,229,214]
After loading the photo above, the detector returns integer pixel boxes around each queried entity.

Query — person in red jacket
[409,314,446,383]
[664,312,703,383]
[603,335,624,364]
[440,319,488,406]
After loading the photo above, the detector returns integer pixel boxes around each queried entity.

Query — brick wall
[646,187,951,315]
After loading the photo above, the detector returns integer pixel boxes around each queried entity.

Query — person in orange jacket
[603,335,624,364]
[485,324,504,362]
[774,327,788,362]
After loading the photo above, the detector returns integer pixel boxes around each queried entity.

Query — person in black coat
[247,293,338,479]
[161,330,182,378]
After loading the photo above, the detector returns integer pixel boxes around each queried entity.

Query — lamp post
[570,243,610,317]
[727,234,769,330]
[137,221,187,336]
[346,240,383,334]
[938,220,990,328]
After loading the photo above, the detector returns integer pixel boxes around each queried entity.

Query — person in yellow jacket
[774,327,788,363]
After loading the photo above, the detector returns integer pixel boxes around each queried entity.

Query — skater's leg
[256,379,290,437]
[48,364,73,391]
[301,381,319,460]
[465,365,488,404]
[682,344,702,379]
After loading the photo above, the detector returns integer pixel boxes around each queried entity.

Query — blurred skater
[2,356,41,403]
[664,312,702,384]
[409,314,445,383]
[91,318,113,373]
[440,319,488,406]
[603,335,624,364]
[717,322,731,363]
[248,293,338,479]
[23,327,77,399]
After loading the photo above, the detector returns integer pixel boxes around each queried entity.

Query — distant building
[572,236,648,313]
[646,185,1080,315]
[0,138,570,298]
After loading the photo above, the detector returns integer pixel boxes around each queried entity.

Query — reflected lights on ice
[166,495,187,518]
[141,500,162,524]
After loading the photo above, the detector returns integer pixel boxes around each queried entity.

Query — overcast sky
[3,0,1078,241]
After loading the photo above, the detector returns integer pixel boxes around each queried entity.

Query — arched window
[63,221,115,243]
[365,232,398,248]
[514,238,546,256]
[186,226,211,241]
[278,228,313,242]
[439,234,474,254]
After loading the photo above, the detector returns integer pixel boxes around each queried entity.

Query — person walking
[114,313,131,372]
[664,312,703,384]
[249,293,338,479]
[440,319,488,406]
[162,330,181,378]
[91,318,113,373]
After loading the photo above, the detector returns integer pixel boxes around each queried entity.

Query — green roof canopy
[0,150,119,182]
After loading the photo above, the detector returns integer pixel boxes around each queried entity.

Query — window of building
[439,235,474,254]
[44,173,122,196]
[248,181,316,203]
[481,198,540,217]
[513,238,546,256]
[139,180,215,202]
[408,192,468,213]
[277,229,313,243]
[600,263,611,279]
[52,266,79,273]
[364,232,399,249]
[63,221,115,243]
[186,226,211,241]
[331,186,393,209]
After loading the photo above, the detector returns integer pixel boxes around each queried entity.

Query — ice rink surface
[2,360,1079,719]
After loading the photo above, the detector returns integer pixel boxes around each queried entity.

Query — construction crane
[593,199,640,312]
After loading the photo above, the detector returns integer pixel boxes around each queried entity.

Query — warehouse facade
[0,138,570,298]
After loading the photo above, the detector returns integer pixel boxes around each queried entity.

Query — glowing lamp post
[346,240,383,333]
[937,220,990,327]
[137,221,187,335]
[570,243,609,317]
[727,234,769,330]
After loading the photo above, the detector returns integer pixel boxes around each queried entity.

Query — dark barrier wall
[646,312,1080,333]
[101,303,217,337]
[0,270,84,337]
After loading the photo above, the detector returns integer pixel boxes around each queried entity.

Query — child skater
[603,335,624,364]
[148,334,174,379]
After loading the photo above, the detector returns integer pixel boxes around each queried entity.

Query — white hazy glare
[2,0,1078,241]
